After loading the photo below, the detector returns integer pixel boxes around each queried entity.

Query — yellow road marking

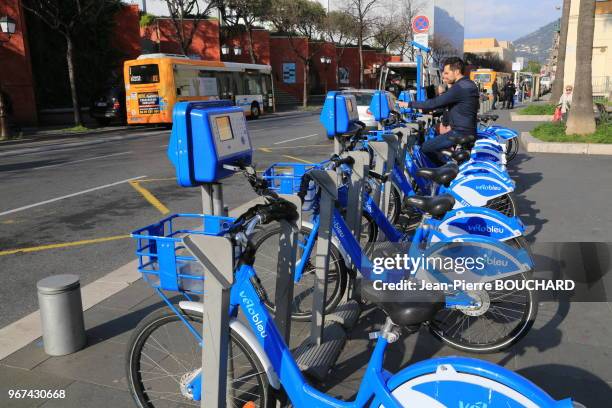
[0,235,130,256]
[259,147,273,153]
[137,177,176,183]
[129,180,170,215]
[282,155,312,164]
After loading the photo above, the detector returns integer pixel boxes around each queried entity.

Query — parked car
[342,89,378,128]
[89,85,126,126]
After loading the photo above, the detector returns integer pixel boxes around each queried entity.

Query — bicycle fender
[429,207,523,242]
[490,126,519,141]
[177,302,281,389]
[458,166,513,185]
[444,175,514,207]
[460,160,507,176]
[374,357,569,408]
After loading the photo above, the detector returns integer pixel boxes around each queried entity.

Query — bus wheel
[250,102,260,119]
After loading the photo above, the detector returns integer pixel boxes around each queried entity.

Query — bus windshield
[473,73,492,83]
[129,64,160,84]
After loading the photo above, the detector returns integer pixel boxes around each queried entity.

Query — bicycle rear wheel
[506,138,519,161]
[428,237,538,353]
[486,193,516,217]
[126,308,269,407]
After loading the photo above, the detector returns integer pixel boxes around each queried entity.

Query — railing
[593,76,610,95]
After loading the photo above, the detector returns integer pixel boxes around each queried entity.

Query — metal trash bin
[37,274,86,356]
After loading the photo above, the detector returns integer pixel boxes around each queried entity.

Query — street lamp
[0,16,16,42]
[221,44,230,56]
[233,46,242,56]
[320,56,332,93]
[0,15,17,140]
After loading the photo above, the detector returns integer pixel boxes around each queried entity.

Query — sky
[464,0,562,41]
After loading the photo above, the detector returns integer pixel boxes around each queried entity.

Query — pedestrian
[558,84,573,122]
[492,81,499,110]
[404,57,479,165]
[503,80,516,109]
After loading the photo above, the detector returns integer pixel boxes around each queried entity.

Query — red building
[2,1,397,125]
[0,0,37,125]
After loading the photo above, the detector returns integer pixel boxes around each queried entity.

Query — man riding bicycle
[402,57,479,165]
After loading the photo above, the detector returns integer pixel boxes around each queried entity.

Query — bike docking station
[159,99,301,407]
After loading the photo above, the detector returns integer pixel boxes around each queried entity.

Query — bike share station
[125,85,582,407]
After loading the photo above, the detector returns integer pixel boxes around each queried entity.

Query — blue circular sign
[412,15,430,33]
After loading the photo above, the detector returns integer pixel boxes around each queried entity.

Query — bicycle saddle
[361,279,445,327]
[453,150,471,164]
[416,163,458,187]
[447,134,475,145]
[478,114,499,122]
[405,194,455,217]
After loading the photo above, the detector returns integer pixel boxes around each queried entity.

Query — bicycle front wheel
[126,308,269,407]
[251,223,348,321]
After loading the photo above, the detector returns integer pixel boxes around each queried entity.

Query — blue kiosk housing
[168,100,253,187]
[320,91,360,139]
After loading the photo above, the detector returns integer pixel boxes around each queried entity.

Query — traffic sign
[413,33,429,48]
[412,15,430,33]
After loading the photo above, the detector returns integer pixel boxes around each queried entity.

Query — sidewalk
[1,268,611,407]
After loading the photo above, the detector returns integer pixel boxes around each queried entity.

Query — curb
[520,132,612,155]
[0,260,140,361]
[0,197,266,361]
[511,113,553,122]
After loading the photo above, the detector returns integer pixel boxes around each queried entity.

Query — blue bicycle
[126,198,580,408]
[249,157,537,353]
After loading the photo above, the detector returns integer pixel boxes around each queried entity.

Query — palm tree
[566,0,596,135]
[550,0,571,103]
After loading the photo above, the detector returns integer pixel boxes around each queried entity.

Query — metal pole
[185,235,234,408]
[308,170,338,345]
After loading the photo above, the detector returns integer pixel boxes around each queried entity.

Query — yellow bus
[123,54,274,125]
[469,68,510,92]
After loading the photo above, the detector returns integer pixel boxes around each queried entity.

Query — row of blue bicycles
[125,92,583,407]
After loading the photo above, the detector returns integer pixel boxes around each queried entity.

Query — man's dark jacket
[409,76,479,136]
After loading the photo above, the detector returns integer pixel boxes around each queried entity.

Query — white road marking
[0,197,266,360]
[32,151,132,170]
[0,175,146,217]
[273,134,319,145]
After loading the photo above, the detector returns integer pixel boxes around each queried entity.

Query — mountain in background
[513,19,559,64]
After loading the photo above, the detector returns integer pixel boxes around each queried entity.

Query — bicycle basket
[132,213,235,294]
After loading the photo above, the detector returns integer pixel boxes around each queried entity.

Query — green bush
[517,104,557,115]
[532,122,612,143]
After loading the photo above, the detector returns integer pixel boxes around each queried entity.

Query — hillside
[513,19,559,64]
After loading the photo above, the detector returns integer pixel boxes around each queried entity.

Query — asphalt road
[1,109,612,329]
[0,112,333,328]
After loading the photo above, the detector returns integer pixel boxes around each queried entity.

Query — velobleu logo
[240,291,267,338]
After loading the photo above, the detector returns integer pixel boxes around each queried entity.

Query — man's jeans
[421,131,459,166]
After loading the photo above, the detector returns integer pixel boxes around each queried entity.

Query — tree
[218,0,271,63]
[342,0,382,88]
[551,0,571,102]
[526,60,542,74]
[396,0,422,61]
[22,0,121,126]
[321,11,357,86]
[566,0,596,135]
[430,35,457,68]
[268,0,326,107]
[372,15,403,53]
[164,0,216,55]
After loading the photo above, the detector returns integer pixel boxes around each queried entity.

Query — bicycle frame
[185,263,407,407]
